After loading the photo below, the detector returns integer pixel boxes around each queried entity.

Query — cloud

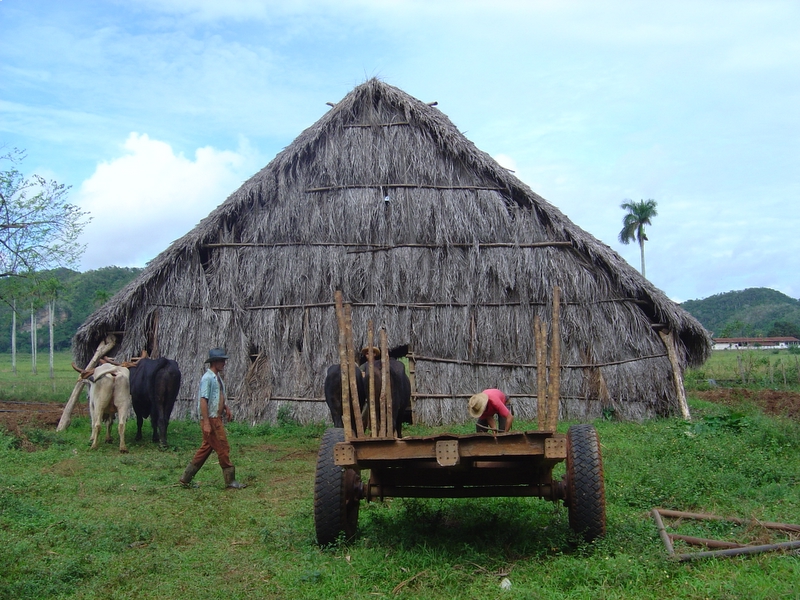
[76,133,261,270]
[492,153,519,173]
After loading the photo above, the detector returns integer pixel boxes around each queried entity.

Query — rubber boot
[223,466,247,489]
[179,462,200,488]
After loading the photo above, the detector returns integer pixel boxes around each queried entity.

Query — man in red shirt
[468,388,514,433]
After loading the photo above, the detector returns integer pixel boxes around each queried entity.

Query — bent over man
[468,388,514,434]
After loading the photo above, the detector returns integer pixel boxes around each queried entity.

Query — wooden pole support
[546,286,561,432]
[57,334,117,431]
[534,315,547,431]
[658,330,691,421]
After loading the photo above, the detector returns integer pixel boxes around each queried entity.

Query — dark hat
[205,347,229,363]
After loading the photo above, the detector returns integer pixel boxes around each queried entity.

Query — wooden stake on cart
[534,315,548,430]
[380,328,392,438]
[56,334,117,431]
[334,291,354,441]
[546,286,562,432]
[367,320,377,438]
[344,303,365,438]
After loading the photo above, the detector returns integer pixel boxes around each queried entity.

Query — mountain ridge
[681,288,800,338]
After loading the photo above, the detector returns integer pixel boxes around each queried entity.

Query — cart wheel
[314,428,361,545]
[566,424,606,542]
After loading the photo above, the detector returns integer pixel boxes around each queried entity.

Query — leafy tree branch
[0,147,90,281]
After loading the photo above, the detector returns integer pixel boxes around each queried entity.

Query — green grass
[0,351,78,402]
[1,394,798,599]
[1,352,798,598]
[686,349,800,390]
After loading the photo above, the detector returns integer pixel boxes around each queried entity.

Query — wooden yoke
[334,291,353,441]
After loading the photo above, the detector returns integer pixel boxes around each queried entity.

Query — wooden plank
[337,431,560,464]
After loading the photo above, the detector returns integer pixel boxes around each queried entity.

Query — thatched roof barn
[74,79,711,425]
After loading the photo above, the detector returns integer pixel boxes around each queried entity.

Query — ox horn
[72,363,95,379]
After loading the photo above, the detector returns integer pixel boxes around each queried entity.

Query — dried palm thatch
[73,79,711,425]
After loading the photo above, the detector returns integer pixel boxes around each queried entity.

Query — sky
[1,0,798,303]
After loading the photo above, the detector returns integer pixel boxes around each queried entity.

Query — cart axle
[365,480,566,501]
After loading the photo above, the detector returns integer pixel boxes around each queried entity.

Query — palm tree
[618,199,658,278]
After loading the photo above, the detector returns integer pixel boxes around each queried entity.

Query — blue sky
[2,0,798,302]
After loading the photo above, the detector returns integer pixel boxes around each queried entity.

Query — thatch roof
[74,78,711,424]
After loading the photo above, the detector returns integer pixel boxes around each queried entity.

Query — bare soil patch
[693,388,800,420]
[0,400,87,441]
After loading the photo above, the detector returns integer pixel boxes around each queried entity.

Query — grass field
[686,349,800,390]
[0,351,79,403]
[0,352,799,599]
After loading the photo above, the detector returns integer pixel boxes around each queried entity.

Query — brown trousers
[191,417,233,469]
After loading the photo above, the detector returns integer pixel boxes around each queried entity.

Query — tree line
[0,266,142,355]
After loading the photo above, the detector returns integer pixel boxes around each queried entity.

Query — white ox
[75,363,132,453]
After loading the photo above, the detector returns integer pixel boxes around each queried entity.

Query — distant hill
[0,267,142,353]
[681,288,800,338]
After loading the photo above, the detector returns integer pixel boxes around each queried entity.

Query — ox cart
[314,290,606,546]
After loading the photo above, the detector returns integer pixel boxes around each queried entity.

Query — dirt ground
[1,389,799,445]
[692,388,800,420]
[0,400,88,445]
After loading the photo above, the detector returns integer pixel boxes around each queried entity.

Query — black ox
[323,364,367,432]
[129,357,182,447]
[324,346,411,438]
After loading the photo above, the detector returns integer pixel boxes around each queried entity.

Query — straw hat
[468,392,489,418]
[205,347,229,363]
[361,346,381,360]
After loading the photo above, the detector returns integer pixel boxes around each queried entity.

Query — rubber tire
[566,424,606,542]
[314,428,360,545]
